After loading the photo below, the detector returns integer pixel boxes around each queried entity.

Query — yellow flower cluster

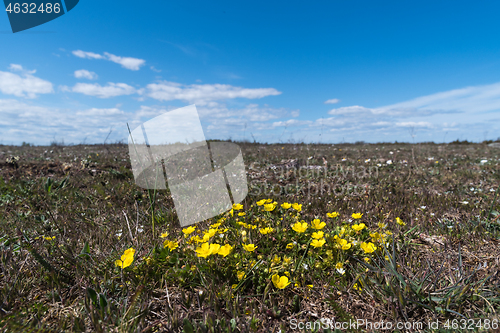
[259,227,274,234]
[195,243,233,258]
[327,212,339,218]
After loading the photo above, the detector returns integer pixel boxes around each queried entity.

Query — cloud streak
[144,81,281,105]
[69,82,137,98]
[72,50,146,71]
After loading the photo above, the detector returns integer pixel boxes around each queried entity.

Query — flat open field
[0,142,499,332]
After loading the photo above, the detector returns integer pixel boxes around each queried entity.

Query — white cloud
[0,66,53,98]
[72,50,104,59]
[76,108,124,116]
[72,50,145,71]
[144,81,281,105]
[74,69,98,80]
[8,64,36,74]
[328,105,459,118]
[71,82,136,98]
[272,119,312,127]
[382,82,500,114]
[324,98,340,104]
[103,52,145,71]
[395,121,433,128]
[0,99,135,144]
[328,105,372,116]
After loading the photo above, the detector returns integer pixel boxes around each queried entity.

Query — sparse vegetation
[0,142,499,332]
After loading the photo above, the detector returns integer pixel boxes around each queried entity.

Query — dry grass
[0,141,499,332]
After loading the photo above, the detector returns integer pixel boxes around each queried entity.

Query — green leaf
[99,293,108,310]
[183,319,195,333]
[87,287,98,305]
[44,178,53,194]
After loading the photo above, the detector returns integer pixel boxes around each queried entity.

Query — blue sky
[1,0,500,145]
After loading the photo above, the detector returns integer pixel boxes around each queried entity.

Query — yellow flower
[233,203,243,210]
[311,231,324,239]
[271,274,291,289]
[327,212,339,218]
[284,271,290,277]
[360,242,377,254]
[370,232,382,242]
[333,237,352,251]
[44,236,56,241]
[182,226,196,235]
[272,255,281,264]
[194,235,208,243]
[283,256,292,264]
[292,221,308,233]
[256,199,267,206]
[311,238,326,248]
[353,283,362,291]
[395,217,406,226]
[236,221,246,227]
[352,213,363,219]
[115,248,135,269]
[259,227,274,235]
[243,244,257,252]
[337,238,351,250]
[210,222,222,229]
[351,223,366,232]
[238,212,246,216]
[195,243,220,258]
[163,240,179,251]
[291,203,302,212]
[281,202,292,209]
[245,224,257,229]
[160,232,169,238]
[205,228,217,238]
[264,203,277,211]
[311,219,326,230]
[217,244,233,257]
[286,243,294,249]
[265,199,273,203]
[230,209,234,217]
[237,271,245,280]
[364,257,370,263]
[307,284,313,289]
[339,227,346,236]
[378,222,387,229]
